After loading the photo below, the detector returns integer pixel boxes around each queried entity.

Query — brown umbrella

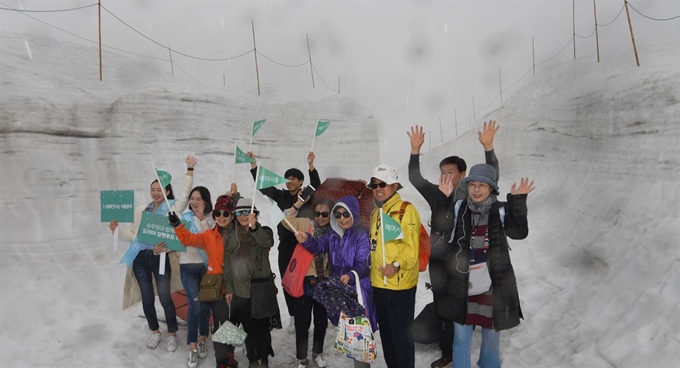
[314,177,374,229]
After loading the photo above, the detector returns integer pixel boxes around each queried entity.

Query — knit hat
[367,164,403,190]
[235,198,259,214]
[460,164,499,194]
[214,195,235,213]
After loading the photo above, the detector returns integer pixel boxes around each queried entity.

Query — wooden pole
[306,34,315,89]
[98,0,102,81]
[439,116,443,143]
[168,48,174,75]
[624,1,640,67]
[573,0,576,59]
[472,96,476,125]
[498,68,503,103]
[251,20,261,96]
[532,37,536,76]
[593,0,600,63]
[454,109,458,138]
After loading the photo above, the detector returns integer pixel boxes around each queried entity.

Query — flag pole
[310,119,318,153]
[282,217,299,236]
[232,143,237,185]
[380,208,387,285]
[249,129,254,153]
[152,164,173,211]
[251,163,260,214]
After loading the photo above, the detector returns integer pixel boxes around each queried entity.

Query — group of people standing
[109,119,535,368]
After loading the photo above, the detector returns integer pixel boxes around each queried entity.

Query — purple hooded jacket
[302,195,377,331]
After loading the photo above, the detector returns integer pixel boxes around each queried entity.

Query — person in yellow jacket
[367,164,420,368]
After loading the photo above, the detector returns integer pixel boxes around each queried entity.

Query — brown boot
[431,356,452,368]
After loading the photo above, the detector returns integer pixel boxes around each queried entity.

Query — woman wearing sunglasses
[294,195,377,368]
[223,198,278,368]
[283,198,335,368]
[170,194,240,368]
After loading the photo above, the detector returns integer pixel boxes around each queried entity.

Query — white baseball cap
[367,164,403,190]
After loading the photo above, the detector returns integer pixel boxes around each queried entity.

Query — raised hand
[407,125,425,154]
[438,173,455,198]
[510,177,535,195]
[307,151,315,170]
[247,151,257,169]
[478,120,499,151]
[229,182,238,196]
[186,156,197,168]
[168,212,181,227]
[246,212,257,229]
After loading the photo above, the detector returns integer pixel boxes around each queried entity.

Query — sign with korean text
[136,212,189,252]
[100,190,134,222]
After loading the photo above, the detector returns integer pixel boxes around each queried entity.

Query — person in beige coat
[109,156,196,352]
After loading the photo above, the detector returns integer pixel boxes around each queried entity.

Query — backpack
[389,201,431,272]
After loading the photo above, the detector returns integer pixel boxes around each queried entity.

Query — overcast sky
[2,0,678,160]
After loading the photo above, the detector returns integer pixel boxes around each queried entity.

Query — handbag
[334,270,377,363]
[468,262,492,296]
[212,320,247,346]
[198,273,223,302]
[281,245,314,298]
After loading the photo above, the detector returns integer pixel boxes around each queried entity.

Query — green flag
[235,145,256,164]
[382,212,404,241]
[256,166,289,190]
[156,169,172,188]
[252,119,266,136]
[267,197,286,226]
[315,119,330,137]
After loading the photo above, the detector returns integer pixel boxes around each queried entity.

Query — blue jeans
[180,263,210,345]
[453,322,501,368]
[132,250,178,333]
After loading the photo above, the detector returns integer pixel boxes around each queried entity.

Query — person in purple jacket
[294,195,377,368]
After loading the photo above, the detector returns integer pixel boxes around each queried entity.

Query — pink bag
[282,245,314,297]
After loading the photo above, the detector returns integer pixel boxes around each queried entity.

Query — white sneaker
[166,335,178,352]
[197,341,208,359]
[297,358,309,368]
[313,353,328,368]
[287,316,295,334]
[146,333,162,349]
[187,350,199,368]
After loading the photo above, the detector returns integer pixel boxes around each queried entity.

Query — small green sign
[315,119,330,137]
[235,145,256,164]
[100,190,134,222]
[252,119,266,136]
[136,212,189,252]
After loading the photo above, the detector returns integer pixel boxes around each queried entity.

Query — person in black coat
[435,164,534,368]
[407,121,499,368]
[248,151,322,333]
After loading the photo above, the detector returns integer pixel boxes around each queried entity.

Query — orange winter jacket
[175,224,226,275]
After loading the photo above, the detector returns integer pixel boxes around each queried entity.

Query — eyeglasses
[314,211,330,218]
[334,211,351,219]
[212,210,231,218]
[367,181,388,190]
[234,209,252,217]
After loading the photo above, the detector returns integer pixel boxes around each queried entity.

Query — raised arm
[504,177,534,240]
[170,156,196,214]
[407,125,440,207]
[308,152,321,188]
[478,120,500,181]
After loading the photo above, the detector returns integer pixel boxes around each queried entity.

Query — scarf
[312,223,331,278]
[467,194,496,214]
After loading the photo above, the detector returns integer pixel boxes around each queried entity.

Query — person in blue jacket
[295,195,376,368]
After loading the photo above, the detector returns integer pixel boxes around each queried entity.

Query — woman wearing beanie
[295,195,377,368]
[223,198,278,368]
[283,197,335,368]
[435,164,534,368]
[171,193,240,368]
[109,156,196,353]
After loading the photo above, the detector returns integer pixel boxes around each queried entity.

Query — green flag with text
[235,145,256,164]
[256,166,289,189]
[156,169,172,188]
[252,119,266,136]
[315,119,330,137]
[382,212,404,241]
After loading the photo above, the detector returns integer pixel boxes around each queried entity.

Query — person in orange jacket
[171,194,239,368]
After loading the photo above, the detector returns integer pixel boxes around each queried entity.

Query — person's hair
[439,156,467,173]
[151,179,175,200]
[284,168,304,181]
[189,186,212,215]
[313,198,335,211]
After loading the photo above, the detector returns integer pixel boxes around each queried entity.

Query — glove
[168,211,181,227]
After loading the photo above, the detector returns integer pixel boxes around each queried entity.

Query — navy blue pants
[373,286,417,368]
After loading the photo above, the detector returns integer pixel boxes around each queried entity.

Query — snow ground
[0,32,679,367]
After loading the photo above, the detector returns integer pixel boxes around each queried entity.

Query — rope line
[502,67,534,93]
[627,2,680,21]
[172,61,202,85]
[101,5,254,61]
[535,36,573,66]
[598,5,625,26]
[256,50,309,67]
[0,3,97,12]
[312,64,338,93]
[575,28,596,39]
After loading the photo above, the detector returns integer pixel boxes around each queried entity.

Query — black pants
[430,232,454,357]
[278,244,296,316]
[373,286,417,368]
[230,295,274,363]
[206,297,230,366]
[294,284,328,360]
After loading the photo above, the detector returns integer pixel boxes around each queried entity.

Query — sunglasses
[334,211,351,219]
[367,181,388,190]
[212,210,231,218]
[234,209,252,217]
[314,211,330,218]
